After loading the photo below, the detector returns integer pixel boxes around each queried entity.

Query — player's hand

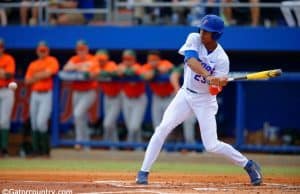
[0,69,5,78]
[206,76,228,87]
[117,65,126,75]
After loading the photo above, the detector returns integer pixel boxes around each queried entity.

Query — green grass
[1,159,300,176]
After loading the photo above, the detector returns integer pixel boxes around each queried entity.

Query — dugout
[1,26,300,153]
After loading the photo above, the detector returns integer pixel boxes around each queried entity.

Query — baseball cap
[96,49,109,60]
[122,49,136,59]
[37,41,49,52]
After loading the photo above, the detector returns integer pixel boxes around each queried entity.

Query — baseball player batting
[136,15,262,186]
[0,38,15,157]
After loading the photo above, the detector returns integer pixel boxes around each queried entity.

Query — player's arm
[157,60,173,74]
[0,56,15,79]
[88,60,100,79]
[184,50,226,86]
[25,64,37,85]
[140,66,155,80]
[0,69,13,79]
[170,67,181,92]
[33,58,60,80]
[184,50,210,77]
[63,58,80,71]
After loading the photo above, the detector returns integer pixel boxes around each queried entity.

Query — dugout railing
[45,72,300,153]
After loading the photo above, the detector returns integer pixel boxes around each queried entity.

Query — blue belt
[186,87,198,94]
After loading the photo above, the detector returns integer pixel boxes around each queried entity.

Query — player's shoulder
[3,53,15,61]
[48,56,59,61]
[186,33,200,42]
[160,59,173,66]
[215,44,229,64]
[69,55,79,61]
[29,59,39,67]
[108,61,117,66]
[87,54,95,60]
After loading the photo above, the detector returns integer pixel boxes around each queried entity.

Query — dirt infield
[1,150,300,193]
[1,171,300,194]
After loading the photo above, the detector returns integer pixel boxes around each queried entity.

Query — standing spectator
[25,41,59,157]
[140,51,174,128]
[95,50,121,143]
[0,38,15,157]
[170,65,197,144]
[222,0,260,26]
[63,40,99,150]
[117,50,147,143]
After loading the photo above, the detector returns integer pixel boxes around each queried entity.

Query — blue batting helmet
[199,15,225,40]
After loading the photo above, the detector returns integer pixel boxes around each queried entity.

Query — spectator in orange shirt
[63,40,100,150]
[95,50,121,143]
[25,41,59,157]
[141,50,174,128]
[0,38,15,157]
[117,50,147,143]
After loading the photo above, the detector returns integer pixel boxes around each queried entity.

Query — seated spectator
[222,0,260,26]
[49,0,94,25]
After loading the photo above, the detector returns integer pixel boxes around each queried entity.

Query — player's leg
[137,89,193,184]
[36,92,52,156]
[0,89,14,155]
[183,115,197,144]
[128,94,147,143]
[192,99,262,185]
[103,94,121,142]
[151,94,164,128]
[29,92,40,155]
[121,93,133,142]
[73,91,96,144]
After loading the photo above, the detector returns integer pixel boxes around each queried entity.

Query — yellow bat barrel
[246,69,282,80]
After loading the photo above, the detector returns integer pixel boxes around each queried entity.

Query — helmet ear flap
[212,32,222,40]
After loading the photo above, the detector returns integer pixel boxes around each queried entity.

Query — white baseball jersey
[139,33,249,174]
[178,33,229,94]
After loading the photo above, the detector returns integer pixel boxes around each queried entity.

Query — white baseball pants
[141,88,248,172]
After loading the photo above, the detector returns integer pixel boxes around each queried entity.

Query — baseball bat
[228,69,282,82]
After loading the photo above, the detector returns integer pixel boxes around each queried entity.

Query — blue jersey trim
[184,50,199,62]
